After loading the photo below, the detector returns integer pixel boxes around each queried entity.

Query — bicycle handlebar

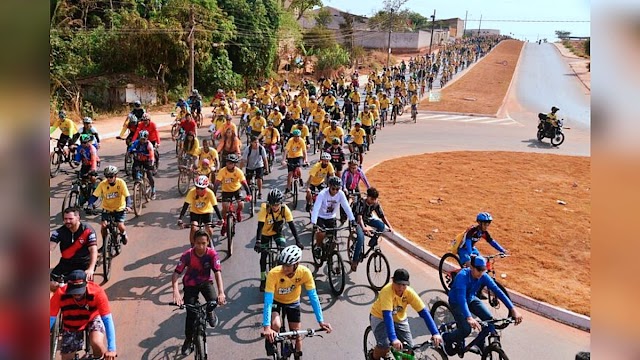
[261,328,327,340]
[480,317,515,327]
[485,253,510,260]
[169,300,218,311]
[315,225,353,233]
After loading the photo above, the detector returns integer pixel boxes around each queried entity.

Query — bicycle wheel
[193,331,206,360]
[346,229,356,261]
[50,151,61,178]
[366,251,390,291]
[50,312,61,360]
[487,281,512,329]
[124,152,133,176]
[61,190,80,218]
[481,343,509,360]
[143,176,152,201]
[438,253,461,294]
[171,123,180,140]
[177,170,190,195]
[362,326,376,360]
[327,250,346,295]
[413,343,448,360]
[102,233,112,281]
[429,301,456,333]
[311,228,324,267]
[291,179,298,210]
[227,214,234,256]
[67,153,79,169]
[133,181,143,216]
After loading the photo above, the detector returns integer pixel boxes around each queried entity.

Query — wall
[125,84,158,105]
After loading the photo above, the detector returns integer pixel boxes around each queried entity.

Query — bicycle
[363,325,448,360]
[101,210,125,282]
[310,225,349,295]
[288,162,307,210]
[347,229,391,291]
[223,200,239,257]
[266,143,277,174]
[170,300,219,360]
[247,174,259,217]
[411,105,418,123]
[50,137,79,177]
[51,294,104,360]
[438,253,511,323]
[132,161,152,217]
[61,171,102,218]
[177,164,197,196]
[390,106,398,125]
[380,109,388,128]
[430,300,514,359]
[263,305,327,360]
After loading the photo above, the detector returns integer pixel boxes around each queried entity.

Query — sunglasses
[106,175,116,178]
[330,186,340,191]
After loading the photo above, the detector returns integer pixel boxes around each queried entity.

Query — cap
[471,255,487,271]
[65,270,88,295]
[392,268,410,285]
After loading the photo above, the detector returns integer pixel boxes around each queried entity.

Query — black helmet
[296,119,305,126]
[551,106,559,112]
[267,188,285,205]
[226,153,240,163]
[327,176,342,188]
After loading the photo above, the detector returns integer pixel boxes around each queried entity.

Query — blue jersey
[448,268,513,318]
[463,225,505,254]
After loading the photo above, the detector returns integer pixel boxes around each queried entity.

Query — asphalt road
[50,42,590,359]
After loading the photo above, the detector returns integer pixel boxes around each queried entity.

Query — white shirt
[311,188,355,224]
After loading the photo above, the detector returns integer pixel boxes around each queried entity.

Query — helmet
[82,117,93,124]
[354,121,361,126]
[331,137,340,145]
[370,104,376,109]
[363,105,370,109]
[139,130,149,139]
[226,153,240,163]
[79,134,93,143]
[255,109,262,115]
[201,158,210,167]
[310,95,316,100]
[104,165,118,177]
[327,176,342,188]
[267,120,274,126]
[329,90,335,96]
[192,89,199,95]
[134,101,141,108]
[278,245,302,265]
[58,110,66,119]
[296,119,304,126]
[217,89,223,93]
[195,175,210,189]
[127,113,138,125]
[349,158,359,165]
[141,113,150,121]
[330,120,338,126]
[220,100,226,104]
[291,129,301,137]
[476,212,493,222]
[551,106,559,112]
[320,152,331,160]
[225,114,232,120]
[267,188,285,205]
[241,98,247,103]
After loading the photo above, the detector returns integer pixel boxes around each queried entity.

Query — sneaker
[259,279,266,292]
[285,188,291,194]
[151,192,157,200]
[206,312,219,328]
[265,340,276,356]
[121,234,128,245]
[181,339,194,356]
[350,261,358,272]
[313,246,322,259]
[294,350,303,360]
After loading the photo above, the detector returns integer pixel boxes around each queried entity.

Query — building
[298,6,369,30]
[439,18,465,38]
[464,29,501,37]
[352,29,449,53]
[75,73,161,110]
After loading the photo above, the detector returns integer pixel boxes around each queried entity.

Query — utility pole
[428,9,436,56]
[463,10,468,38]
[477,14,482,37]
[188,4,195,93]
[386,9,394,68]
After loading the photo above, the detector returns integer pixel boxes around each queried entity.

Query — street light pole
[428,9,436,56]
[387,9,394,68]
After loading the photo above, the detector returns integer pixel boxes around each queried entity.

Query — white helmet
[320,152,331,161]
[278,245,302,265]
[194,175,210,189]
[241,98,247,103]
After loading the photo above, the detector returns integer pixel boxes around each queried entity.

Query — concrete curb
[364,158,591,332]
[551,43,591,92]
[496,41,526,118]
[420,110,498,118]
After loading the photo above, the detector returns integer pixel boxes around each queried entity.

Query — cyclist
[217,127,242,159]
[258,120,280,161]
[360,105,375,146]
[254,189,303,292]
[88,166,133,246]
[305,152,335,212]
[71,117,101,150]
[132,113,160,168]
[196,139,219,174]
[441,255,522,356]
[262,245,333,358]
[453,212,508,267]
[50,207,98,291]
[281,112,296,144]
[212,154,252,228]
[116,113,139,145]
[50,110,78,154]
[131,100,145,120]
[282,129,308,194]
[179,112,198,139]
[368,268,441,360]
[181,131,200,165]
[267,107,284,130]
[188,89,203,120]
[350,188,394,271]
[410,92,419,117]
[379,94,390,124]
[327,137,346,178]
[293,119,311,150]
[49,270,118,360]
[289,99,303,122]
[310,176,355,256]
[172,230,227,356]
[349,90,361,118]
[240,136,268,199]
[195,158,215,183]
[322,120,344,151]
[349,121,367,165]
[342,97,355,128]
[128,130,157,199]
[250,109,268,138]
[74,134,99,179]
[342,158,371,196]
[177,176,222,246]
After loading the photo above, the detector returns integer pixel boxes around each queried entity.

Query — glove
[253,242,262,253]
[296,241,304,250]
[245,195,252,202]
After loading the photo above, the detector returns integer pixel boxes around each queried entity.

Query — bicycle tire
[133,181,143,216]
[346,229,356,261]
[487,281,512,329]
[227,214,234,257]
[327,250,346,295]
[366,251,390,291]
[61,190,80,219]
[429,300,456,334]
[124,152,133,176]
[438,253,461,294]
[481,343,509,360]
[143,176,152,201]
[67,154,79,169]
[50,312,61,360]
[171,123,180,140]
[413,342,448,360]
[193,331,206,360]
[102,233,112,281]
[362,325,376,360]
[50,151,61,178]
[311,227,324,267]
[291,179,298,210]
[177,169,190,195]
[249,186,256,217]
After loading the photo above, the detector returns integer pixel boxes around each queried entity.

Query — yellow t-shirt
[265,265,316,304]
[198,148,219,166]
[408,82,417,92]
[307,101,318,113]
[289,105,303,120]
[319,119,331,132]
[349,127,366,145]
[215,105,232,117]
[311,108,326,124]
[308,162,335,186]
[393,97,401,105]
[360,112,374,127]
[261,127,280,145]
[257,203,294,236]
[93,178,130,212]
[410,95,419,105]
[350,92,361,103]
[379,98,390,110]
[322,127,344,143]
[285,138,306,159]
[323,96,337,107]
[268,111,283,127]
[51,118,77,137]
[370,283,425,322]
[239,102,250,114]
[250,116,267,133]
[216,167,246,192]
[184,138,201,156]
[261,93,272,105]
[185,187,217,214]
[196,165,213,178]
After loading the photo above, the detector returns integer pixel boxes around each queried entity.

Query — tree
[555,30,571,39]
[303,26,335,50]
[584,38,590,56]
[287,0,323,20]
[315,7,332,28]
[368,9,412,32]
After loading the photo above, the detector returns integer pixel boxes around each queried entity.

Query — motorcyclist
[544,106,560,132]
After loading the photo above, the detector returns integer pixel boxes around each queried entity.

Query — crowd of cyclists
[49,36,521,360]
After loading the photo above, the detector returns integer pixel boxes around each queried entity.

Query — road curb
[420,110,498,118]
[496,41,526,118]
[551,43,591,92]
[364,157,591,332]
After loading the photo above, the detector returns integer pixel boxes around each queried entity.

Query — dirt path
[367,151,591,315]
[419,40,524,115]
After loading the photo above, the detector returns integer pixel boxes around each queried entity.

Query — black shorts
[351,143,365,153]
[309,183,326,192]
[362,125,372,135]
[316,217,337,231]
[221,190,242,202]
[286,157,303,173]
[272,301,301,323]
[190,212,213,225]
[102,210,126,223]
[331,161,343,172]
[57,134,71,150]
[246,167,264,180]
[251,130,262,138]
[50,259,90,281]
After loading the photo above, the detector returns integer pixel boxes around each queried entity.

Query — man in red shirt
[50,270,118,360]
[132,113,160,171]
[179,112,198,138]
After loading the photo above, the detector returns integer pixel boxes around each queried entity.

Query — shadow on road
[521,138,561,150]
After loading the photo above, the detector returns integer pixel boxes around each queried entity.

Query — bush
[315,44,351,72]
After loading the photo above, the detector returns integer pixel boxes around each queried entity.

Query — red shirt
[132,121,160,144]
[179,119,197,135]
[50,282,111,331]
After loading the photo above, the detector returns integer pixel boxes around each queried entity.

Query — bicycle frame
[171,300,218,360]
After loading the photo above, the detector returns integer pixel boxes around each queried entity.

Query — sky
[324,0,590,41]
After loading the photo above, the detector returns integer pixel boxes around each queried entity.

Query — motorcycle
[537,113,565,146]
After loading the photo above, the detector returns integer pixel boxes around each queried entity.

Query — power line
[465,19,589,23]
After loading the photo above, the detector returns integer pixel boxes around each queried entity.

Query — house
[75,73,162,110]
[298,6,369,30]
[464,29,501,37]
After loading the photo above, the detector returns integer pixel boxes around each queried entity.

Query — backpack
[449,228,470,253]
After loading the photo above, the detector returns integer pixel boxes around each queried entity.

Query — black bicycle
[101,210,125,282]
[170,300,219,360]
[363,325,448,360]
[347,229,391,291]
[311,225,349,295]
[247,174,259,218]
[430,300,514,359]
[50,137,79,178]
[131,160,152,217]
[263,305,326,360]
[61,171,102,219]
